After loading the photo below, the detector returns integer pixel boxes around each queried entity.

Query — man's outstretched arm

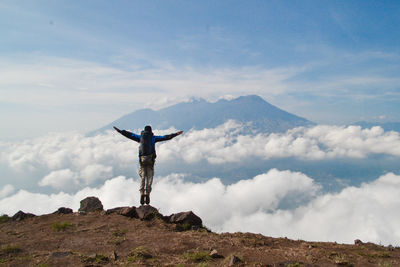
[155,131,183,142]
[113,126,140,142]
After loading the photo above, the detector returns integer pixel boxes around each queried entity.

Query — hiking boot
[145,194,150,205]
[140,194,145,205]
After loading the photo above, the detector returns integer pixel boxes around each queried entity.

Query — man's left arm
[155,131,183,142]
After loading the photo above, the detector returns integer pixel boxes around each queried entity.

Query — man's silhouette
[114,125,183,205]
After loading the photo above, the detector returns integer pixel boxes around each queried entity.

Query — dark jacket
[117,129,180,159]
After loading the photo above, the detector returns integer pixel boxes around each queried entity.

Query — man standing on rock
[113,125,183,205]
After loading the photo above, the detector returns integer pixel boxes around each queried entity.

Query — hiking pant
[139,164,154,195]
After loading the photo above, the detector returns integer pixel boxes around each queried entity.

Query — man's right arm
[113,126,140,142]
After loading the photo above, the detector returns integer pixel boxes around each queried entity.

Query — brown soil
[0,210,399,267]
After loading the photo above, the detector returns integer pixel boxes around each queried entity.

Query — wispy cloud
[5,51,397,112]
[2,48,397,108]
[0,55,299,110]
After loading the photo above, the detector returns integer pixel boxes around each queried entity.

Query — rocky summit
[0,197,399,266]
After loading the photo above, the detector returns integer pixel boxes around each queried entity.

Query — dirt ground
[0,210,399,266]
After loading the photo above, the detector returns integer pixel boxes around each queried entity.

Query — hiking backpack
[139,130,154,165]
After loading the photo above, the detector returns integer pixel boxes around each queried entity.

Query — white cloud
[1,170,400,246]
[2,131,135,188]
[159,122,400,164]
[1,123,400,193]
[1,176,138,215]
[153,169,319,229]
[154,171,400,246]
[39,169,79,190]
[0,184,14,199]
[79,164,113,185]
[271,172,400,245]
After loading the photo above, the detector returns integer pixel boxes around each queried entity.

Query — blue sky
[1,0,400,139]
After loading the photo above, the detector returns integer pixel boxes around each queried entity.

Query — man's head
[144,125,152,132]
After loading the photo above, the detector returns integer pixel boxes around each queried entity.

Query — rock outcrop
[12,210,35,221]
[135,205,160,221]
[168,211,202,227]
[78,196,103,213]
[54,207,73,214]
[354,239,363,245]
[106,207,138,218]
[105,204,203,230]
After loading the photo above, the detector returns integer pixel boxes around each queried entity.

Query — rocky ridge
[0,196,399,266]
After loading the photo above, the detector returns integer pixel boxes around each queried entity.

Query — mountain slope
[93,95,314,134]
[1,208,398,266]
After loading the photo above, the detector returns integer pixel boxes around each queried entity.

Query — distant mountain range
[92,95,314,135]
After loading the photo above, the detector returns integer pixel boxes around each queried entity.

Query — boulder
[354,239,363,245]
[119,207,138,218]
[169,211,202,227]
[54,207,73,214]
[78,196,103,213]
[106,206,138,218]
[135,205,160,220]
[105,207,127,215]
[12,210,35,221]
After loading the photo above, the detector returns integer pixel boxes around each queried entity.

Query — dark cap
[144,125,152,132]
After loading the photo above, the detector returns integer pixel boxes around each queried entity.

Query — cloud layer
[1,170,400,246]
[1,122,400,192]
[159,122,400,164]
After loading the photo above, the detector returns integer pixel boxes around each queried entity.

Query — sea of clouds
[1,121,400,245]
